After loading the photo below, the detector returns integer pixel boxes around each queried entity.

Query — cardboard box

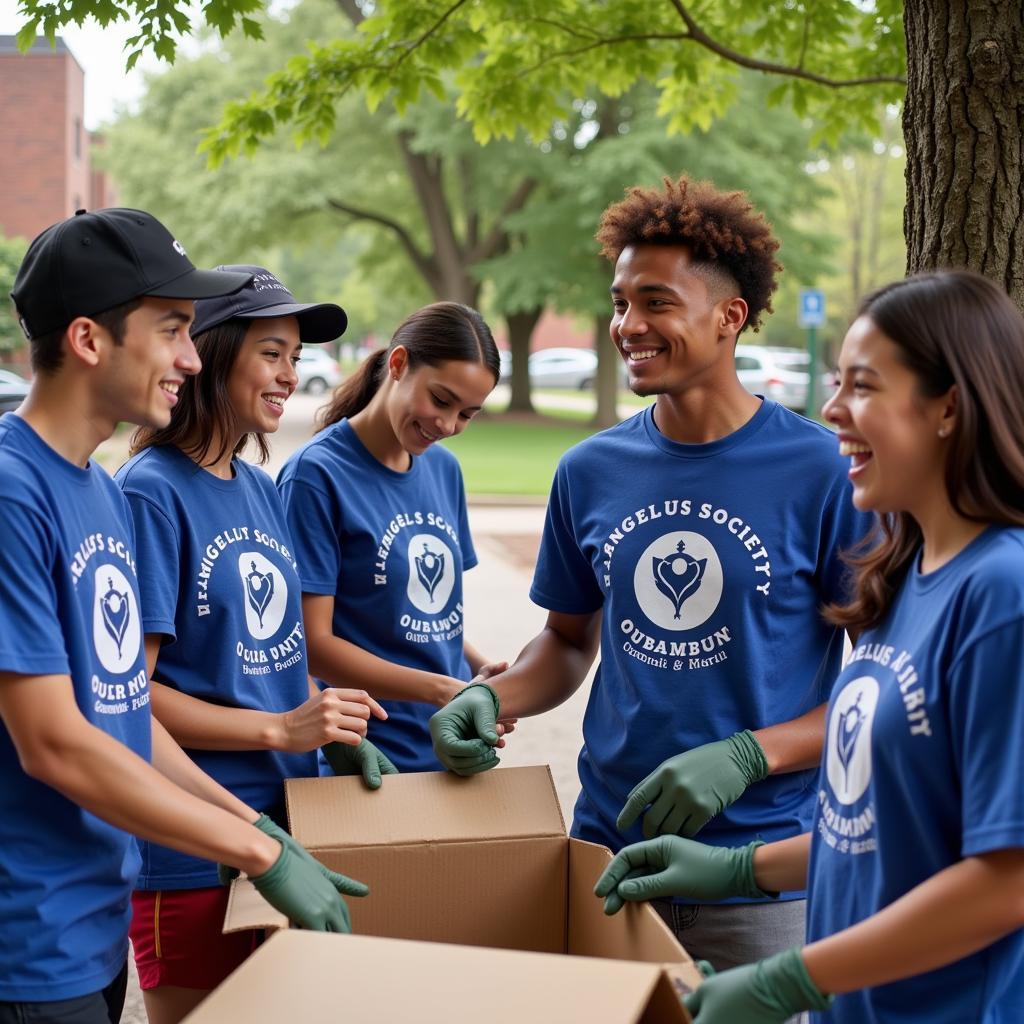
[218,765,701,1022]
[187,931,690,1024]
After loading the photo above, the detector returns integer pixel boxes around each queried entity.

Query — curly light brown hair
[596,176,782,333]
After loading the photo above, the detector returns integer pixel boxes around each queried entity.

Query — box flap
[223,877,287,934]
[186,930,690,1024]
[567,838,704,996]
[286,764,565,849]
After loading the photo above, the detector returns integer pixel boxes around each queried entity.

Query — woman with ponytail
[595,270,1024,1023]
[277,302,505,772]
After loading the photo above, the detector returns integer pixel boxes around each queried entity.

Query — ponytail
[317,349,387,431]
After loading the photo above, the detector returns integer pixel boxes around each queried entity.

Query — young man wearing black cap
[0,210,359,1024]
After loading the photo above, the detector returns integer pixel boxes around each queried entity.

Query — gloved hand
[617,730,768,839]
[322,738,399,789]
[428,683,501,776]
[250,840,354,932]
[593,835,772,914]
[218,813,370,904]
[683,947,832,1022]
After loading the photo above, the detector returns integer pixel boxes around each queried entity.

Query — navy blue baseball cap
[190,265,348,344]
[10,208,252,339]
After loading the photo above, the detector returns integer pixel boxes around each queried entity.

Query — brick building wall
[0,35,109,243]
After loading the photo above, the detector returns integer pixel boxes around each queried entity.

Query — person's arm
[427,610,601,775]
[805,848,1024,994]
[0,670,277,875]
[752,703,826,773]
[146,636,384,752]
[303,594,465,707]
[486,609,602,718]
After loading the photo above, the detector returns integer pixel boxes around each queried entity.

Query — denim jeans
[653,899,808,1023]
[0,962,127,1024]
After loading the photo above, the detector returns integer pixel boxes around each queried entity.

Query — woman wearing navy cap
[115,267,393,1024]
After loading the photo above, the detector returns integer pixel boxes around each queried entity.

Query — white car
[500,347,628,390]
[296,348,342,395]
[735,345,831,412]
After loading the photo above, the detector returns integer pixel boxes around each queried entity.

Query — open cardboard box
[217,765,700,1023]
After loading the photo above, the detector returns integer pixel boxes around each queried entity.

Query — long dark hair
[130,319,271,466]
[317,302,499,431]
[826,270,1024,635]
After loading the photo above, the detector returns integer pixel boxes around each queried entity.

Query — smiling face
[225,316,302,436]
[385,350,496,454]
[823,315,954,516]
[101,296,201,429]
[609,244,747,397]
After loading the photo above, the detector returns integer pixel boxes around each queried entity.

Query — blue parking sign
[799,288,826,328]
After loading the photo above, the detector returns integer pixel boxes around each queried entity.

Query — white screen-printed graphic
[826,676,880,805]
[406,533,456,613]
[93,564,142,674]
[238,551,287,640]
[633,531,724,631]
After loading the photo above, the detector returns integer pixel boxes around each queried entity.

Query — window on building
[74,118,82,160]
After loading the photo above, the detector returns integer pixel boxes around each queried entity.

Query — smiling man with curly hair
[429,174,870,981]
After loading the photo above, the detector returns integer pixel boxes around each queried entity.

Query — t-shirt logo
[406,533,455,613]
[237,551,287,640]
[826,676,879,804]
[633,531,724,631]
[93,564,141,673]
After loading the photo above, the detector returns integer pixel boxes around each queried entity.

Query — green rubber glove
[250,840,354,932]
[683,947,833,1022]
[428,683,501,776]
[617,730,769,839]
[218,813,370,902]
[593,835,773,915]
[322,738,399,789]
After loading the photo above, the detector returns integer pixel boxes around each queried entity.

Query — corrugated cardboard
[220,765,700,1021]
[187,931,688,1024]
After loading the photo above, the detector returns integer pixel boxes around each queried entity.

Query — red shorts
[129,887,261,991]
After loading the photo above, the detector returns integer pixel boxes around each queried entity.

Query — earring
[938,427,950,438]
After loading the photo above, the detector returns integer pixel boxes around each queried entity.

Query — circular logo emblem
[633,531,724,631]
[93,564,141,674]
[238,551,287,640]
[826,676,880,805]
[406,533,455,613]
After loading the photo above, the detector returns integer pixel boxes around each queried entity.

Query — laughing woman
[595,270,1024,1023]
[115,268,392,1024]
[277,302,505,774]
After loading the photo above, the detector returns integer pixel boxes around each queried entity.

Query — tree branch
[394,0,471,69]
[325,197,435,284]
[333,0,365,26]
[469,178,539,263]
[667,0,905,87]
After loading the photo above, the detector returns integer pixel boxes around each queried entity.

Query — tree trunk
[505,308,541,413]
[592,314,619,429]
[903,1,1024,307]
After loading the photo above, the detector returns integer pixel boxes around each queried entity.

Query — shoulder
[280,425,350,486]
[558,410,645,473]
[235,459,281,503]
[422,441,463,479]
[959,529,1024,613]
[114,446,182,493]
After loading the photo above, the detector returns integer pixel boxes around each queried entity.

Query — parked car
[500,347,633,390]
[0,370,29,415]
[296,348,342,395]
[735,345,832,412]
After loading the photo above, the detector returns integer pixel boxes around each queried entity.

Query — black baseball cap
[10,208,252,340]
[190,265,348,344]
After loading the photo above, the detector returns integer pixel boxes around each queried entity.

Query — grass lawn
[442,413,597,495]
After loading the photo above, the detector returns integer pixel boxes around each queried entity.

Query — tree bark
[505,308,541,413]
[592,314,619,429]
[903,1,1023,307]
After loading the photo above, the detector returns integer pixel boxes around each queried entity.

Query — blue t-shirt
[807,527,1024,1023]
[277,419,477,772]
[531,401,869,899]
[116,446,316,889]
[0,414,151,1001]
